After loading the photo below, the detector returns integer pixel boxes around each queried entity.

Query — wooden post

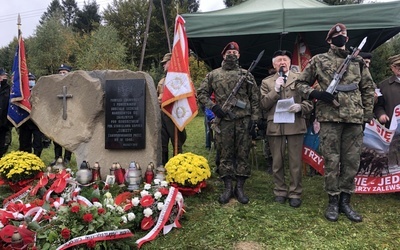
[139,0,153,71]
[160,0,171,52]
[173,126,178,156]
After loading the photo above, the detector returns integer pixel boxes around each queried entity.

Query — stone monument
[30,70,161,179]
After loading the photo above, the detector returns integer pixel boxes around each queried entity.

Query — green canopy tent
[182,0,400,81]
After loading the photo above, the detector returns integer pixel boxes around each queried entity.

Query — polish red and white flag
[161,15,198,131]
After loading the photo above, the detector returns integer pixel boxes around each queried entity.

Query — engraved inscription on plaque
[105,79,146,149]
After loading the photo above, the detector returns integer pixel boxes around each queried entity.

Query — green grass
[3,115,400,249]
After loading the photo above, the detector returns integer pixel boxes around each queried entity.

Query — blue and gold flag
[7,35,31,127]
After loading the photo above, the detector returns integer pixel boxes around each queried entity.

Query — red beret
[326,23,347,41]
[221,41,239,55]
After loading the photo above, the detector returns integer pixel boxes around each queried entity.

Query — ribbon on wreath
[2,185,31,208]
[56,229,134,250]
[1,201,44,225]
[43,170,71,202]
[136,187,180,248]
[163,191,184,234]
[23,206,44,224]
[75,195,93,207]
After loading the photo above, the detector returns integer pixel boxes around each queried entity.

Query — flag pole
[17,14,21,37]
[174,126,178,156]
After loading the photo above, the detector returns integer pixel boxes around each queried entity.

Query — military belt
[335,83,358,92]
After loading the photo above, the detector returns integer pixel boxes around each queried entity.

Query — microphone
[278,66,285,98]
[279,66,286,83]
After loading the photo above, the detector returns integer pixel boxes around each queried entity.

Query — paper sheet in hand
[273,97,295,123]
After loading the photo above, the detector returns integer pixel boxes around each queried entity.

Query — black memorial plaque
[105,79,146,149]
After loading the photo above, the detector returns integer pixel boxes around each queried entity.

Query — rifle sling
[335,83,358,92]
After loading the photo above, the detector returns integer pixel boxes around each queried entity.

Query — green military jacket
[296,48,374,124]
[197,62,260,121]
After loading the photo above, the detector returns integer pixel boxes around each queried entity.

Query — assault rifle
[326,36,367,107]
[211,50,264,133]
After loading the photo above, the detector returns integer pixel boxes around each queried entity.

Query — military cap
[28,72,36,80]
[221,41,239,55]
[359,52,372,60]
[58,64,72,72]
[0,69,7,75]
[326,23,347,41]
[161,53,172,64]
[272,50,292,60]
[388,54,400,65]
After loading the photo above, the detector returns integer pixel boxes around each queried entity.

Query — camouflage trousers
[216,117,251,178]
[263,138,272,160]
[319,122,363,195]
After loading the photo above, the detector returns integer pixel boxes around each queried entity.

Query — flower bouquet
[0,172,184,249]
[0,151,45,192]
[165,152,211,196]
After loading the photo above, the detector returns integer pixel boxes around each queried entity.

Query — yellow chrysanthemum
[0,151,45,183]
[164,152,211,186]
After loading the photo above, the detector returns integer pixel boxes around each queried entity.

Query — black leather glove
[212,104,226,119]
[249,120,258,139]
[309,90,335,103]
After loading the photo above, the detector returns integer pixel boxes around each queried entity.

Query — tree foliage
[28,16,78,76]
[75,25,128,70]
[40,0,63,24]
[178,0,200,13]
[73,0,102,34]
[0,39,18,73]
[369,34,400,84]
[224,0,246,7]
[190,55,210,89]
[103,0,200,72]
[103,0,148,68]
[62,0,79,26]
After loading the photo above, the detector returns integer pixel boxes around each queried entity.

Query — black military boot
[218,177,233,204]
[339,193,363,222]
[234,176,249,204]
[33,149,42,158]
[325,195,339,222]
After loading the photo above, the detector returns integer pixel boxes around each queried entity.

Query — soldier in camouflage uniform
[197,42,260,204]
[296,23,374,222]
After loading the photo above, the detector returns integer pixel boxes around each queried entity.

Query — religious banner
[302,104,400,194]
